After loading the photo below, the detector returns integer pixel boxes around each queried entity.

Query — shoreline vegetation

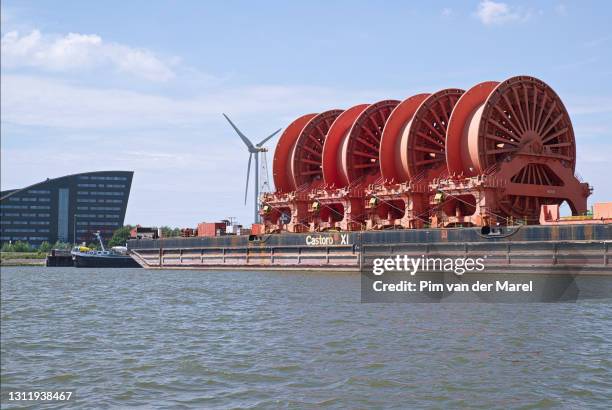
[1,252,47,266]
[0,225,183,267]
[0,241,67,267]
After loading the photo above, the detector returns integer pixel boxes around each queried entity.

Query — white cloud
[475,1,531,25]
[1,29,175,81]
[0,73,390,225]
[554,4,567,16]
[0,74,385,130]
[441,8,453,17]
[1,76,609,226]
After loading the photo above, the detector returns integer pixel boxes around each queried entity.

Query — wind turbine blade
[223,113,255,151]
[257,128,282,147]
[244,153,252,205]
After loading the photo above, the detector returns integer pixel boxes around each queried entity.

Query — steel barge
[128,75,611,275]
[127,223,611,274]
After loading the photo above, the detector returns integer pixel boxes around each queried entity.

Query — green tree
[38,241,52,253]
[108,225,133,247]
[52,241,72,250]
[160,226,181,237]
[1,243,14,252]
[12,241,33,252]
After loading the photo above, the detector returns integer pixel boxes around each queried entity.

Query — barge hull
[127,224,611,274]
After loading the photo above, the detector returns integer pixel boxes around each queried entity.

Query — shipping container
[225,224,243,235]
[181,228,195,237]
[130,226,159,239]
[197,222,227,237]
[594,202,612,219]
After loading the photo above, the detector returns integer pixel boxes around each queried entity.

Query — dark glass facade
[0,171,133,247]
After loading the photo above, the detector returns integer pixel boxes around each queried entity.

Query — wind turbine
[223,114,281,224]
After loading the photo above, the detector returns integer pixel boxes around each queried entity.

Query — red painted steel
[322,104,369,187]
[379,94,429,182]
[446,81,499,175]
[197,222,226,237]
[267,75,590,230]
[401,89,464,180]
[251,223,264,235]
[273,114,316,192]
[445,76,582,223]
[340,100,400,186]
[447,76,575,176]
[291,109,343,189]
[478,76,576,173]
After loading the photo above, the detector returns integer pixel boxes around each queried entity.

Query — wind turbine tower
[223,114,281,223]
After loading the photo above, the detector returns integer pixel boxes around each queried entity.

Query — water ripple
[1,267,611,409]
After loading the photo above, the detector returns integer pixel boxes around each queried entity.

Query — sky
[1,0,611,227]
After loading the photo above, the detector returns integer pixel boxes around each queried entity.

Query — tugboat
[71,232,141,268]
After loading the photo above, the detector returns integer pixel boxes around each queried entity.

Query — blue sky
[1,1,611,227]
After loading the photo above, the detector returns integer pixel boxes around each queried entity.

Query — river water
[1,267,611,409]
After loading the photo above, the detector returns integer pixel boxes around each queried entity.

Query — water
[1,267,611,409]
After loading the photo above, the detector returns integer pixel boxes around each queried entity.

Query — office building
[0,171,133,247]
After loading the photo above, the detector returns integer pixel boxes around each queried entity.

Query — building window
[78,183,97,188]
[8,197,20,201]
[58,188,69,242]
[1,205,28,209]
[77,191,90,195]
[78,176,90,180]
[27,189,50,194]
[22,197,38,202]
[106,184,126,188]
[5,229,36,233]
[89,221,118,226]
[38,213,50,217]
[30,205,50,210]
[90,191,124,196]
[39,198,50,202]
[1,213,19,217]
[30,221,50,225]
[91,176,127,181]
[77,199,96,203]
